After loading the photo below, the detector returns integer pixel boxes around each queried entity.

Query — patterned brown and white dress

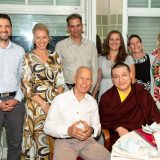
[21,50,65,160]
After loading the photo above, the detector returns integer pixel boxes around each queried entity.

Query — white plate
[113,141,148,157]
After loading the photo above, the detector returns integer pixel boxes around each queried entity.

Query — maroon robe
[99,83,160,150]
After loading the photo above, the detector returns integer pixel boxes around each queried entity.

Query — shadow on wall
[11,36,68,53]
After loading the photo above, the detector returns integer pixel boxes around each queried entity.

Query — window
[0,0,80,6]
[128,17,160,53]
[123,0,160,53]
[9,14,67,52]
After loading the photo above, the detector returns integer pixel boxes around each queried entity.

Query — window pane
[97,26,103,37]
[151,0,160,8]
[9,14,67,52]
[28,0,53,5]
[103,26,109,37]
[96,15,102,25]
[128,0,148,8]
[128,17,160,53]
[111,15,117,25]
[0,0,25,4]
[118,15,122,24]
[102,15,108,25]
[56,0,80,6]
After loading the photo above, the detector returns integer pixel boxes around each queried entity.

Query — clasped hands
[67,120,93,141]
[0,99,19,111]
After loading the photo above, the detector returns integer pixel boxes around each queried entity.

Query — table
[111,131,160,160]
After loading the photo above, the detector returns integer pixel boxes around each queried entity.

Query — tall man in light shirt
[55,13,98,92]
[0,14,25,160]
[44,66,110,160]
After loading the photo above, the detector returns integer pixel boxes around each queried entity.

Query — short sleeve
[124,55,134,66]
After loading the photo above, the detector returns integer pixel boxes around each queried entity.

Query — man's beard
[0,32,10,41]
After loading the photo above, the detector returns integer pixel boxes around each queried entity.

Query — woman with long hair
[93,30,135,101]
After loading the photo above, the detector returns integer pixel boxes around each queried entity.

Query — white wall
[96,0,123,15]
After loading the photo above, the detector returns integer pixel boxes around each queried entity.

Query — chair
[102,129,110,150]
[49,129,110,160]
[48,136,54,159]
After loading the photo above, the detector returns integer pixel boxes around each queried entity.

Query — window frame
[123,0,160,45]
[0,0,96,43]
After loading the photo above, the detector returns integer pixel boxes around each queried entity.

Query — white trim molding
[0,4,84,15]
[128,8,160,17]
[122,0,128,46]
[84,0,96,43]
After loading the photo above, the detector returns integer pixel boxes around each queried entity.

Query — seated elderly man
[99,63,160,151]
[44,66,110,160]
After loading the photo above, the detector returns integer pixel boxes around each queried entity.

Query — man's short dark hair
[66,13,82,25]
[0,13,12,27]
[111,63,130,77]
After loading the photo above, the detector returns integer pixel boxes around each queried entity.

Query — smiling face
[128,37,143,54]
[112,66,132,93]
[109,33,121,52]
[0,18,12,42]
[74,67,92,95]
[33,29,49,51]
[67,18,83,39]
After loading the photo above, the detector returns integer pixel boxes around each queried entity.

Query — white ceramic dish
[113,141,148,157]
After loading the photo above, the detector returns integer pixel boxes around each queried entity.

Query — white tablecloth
[111,131,160,160]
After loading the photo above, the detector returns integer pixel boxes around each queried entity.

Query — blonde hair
[32,23,50,39]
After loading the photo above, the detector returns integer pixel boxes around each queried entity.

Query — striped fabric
[0,41,25,101]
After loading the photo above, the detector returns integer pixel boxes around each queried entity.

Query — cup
[153,131,160,153]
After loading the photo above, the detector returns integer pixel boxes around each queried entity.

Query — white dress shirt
[44,89,101,138]
[0,41,25,101]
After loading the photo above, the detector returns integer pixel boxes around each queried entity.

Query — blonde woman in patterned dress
[21,23,65,160]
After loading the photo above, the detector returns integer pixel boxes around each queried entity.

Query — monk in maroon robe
[99,63,160,151]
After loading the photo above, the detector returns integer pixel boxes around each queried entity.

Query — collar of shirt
[117,86,131,102]
[67,37,87,46]
[0,40,12,50]
[70,89,89,102]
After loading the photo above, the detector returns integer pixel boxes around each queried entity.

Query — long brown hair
[103,30,127,63]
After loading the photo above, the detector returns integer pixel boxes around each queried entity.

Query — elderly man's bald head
[74,66,92,95]
[75,66,92,80]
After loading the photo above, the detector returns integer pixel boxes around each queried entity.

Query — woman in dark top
[128,34,154,95]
